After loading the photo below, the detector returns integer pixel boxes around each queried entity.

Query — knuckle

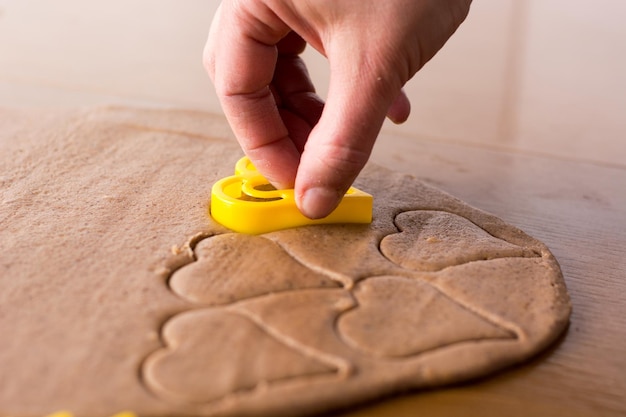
[315,141,370,186]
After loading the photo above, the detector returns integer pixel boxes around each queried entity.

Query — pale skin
[205,0,472,219]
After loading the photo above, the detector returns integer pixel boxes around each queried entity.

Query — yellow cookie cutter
[44,412,136,417]
[210,157,373,234]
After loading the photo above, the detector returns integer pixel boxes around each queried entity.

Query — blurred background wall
[0,0,624,164]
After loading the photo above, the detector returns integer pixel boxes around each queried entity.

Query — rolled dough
[0,107,571,417]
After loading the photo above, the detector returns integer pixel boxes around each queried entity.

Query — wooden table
[1,0,624,416]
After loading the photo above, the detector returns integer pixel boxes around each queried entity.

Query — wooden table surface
[1,1,624,416]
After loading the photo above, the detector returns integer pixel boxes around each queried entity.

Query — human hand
[205,0,471,218]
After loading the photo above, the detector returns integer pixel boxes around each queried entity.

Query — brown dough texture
[0,107,571,417]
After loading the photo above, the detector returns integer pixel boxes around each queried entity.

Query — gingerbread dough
[0,107,571,417]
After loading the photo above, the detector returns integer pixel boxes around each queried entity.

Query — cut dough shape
[264,225,402,287]
[232,288,357,371]
[380,210,537,271]
[429,257,569,343]
[337,276,514,358]
[143,309,337,404]
[0,107,571,417]
[169,233,339,305]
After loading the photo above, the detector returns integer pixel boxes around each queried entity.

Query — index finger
[204,1,300,188]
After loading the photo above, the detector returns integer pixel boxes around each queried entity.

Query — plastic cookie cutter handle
[210,157,373,234]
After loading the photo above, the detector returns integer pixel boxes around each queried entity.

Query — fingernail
[299,187,341,219]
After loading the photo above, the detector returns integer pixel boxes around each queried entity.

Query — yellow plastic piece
[210,156,373,234]
[44,413,73,417]
[111,413,137,417]
[44,413,136,417]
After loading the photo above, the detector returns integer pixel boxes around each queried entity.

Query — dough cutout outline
[141,208,543,407]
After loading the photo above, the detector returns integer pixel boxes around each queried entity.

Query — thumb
[294,50,403,219]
